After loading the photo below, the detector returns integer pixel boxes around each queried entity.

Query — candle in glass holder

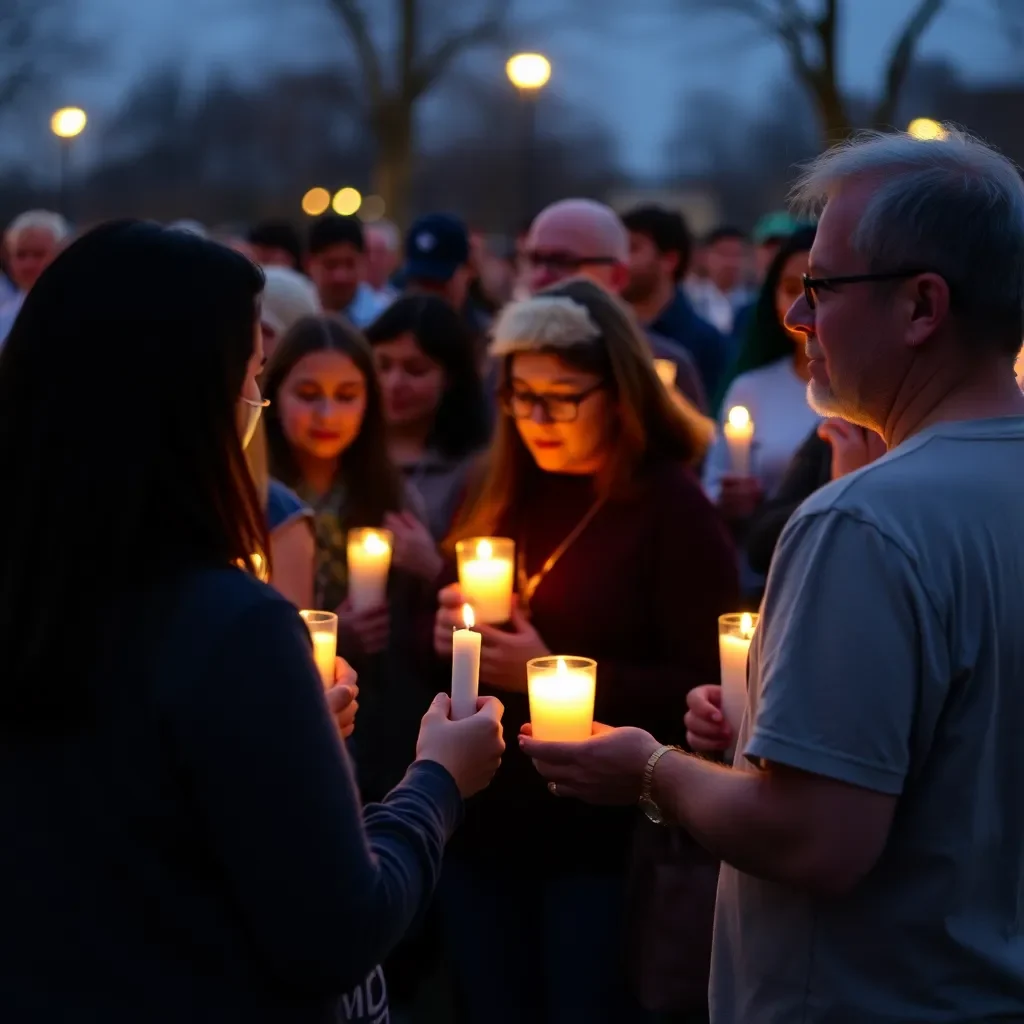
[300,610,338,689]
[527,656,597,742]
[347,528,393,612]
[724,405,755,476]
[451,604,481,721]
[719,612,758,742]
[456,537,515,625]
[654,359,677,388]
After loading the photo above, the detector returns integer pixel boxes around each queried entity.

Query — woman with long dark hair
[365,294,491,541]
[0,221,504,1022]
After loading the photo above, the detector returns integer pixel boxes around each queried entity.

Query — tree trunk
[372,100,414,230]
[813,74,855,146]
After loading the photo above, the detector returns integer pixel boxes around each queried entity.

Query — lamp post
[506,53,551,225]
[50,107,87,221]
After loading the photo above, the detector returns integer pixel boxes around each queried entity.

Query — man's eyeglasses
[801,269,935,310]
[502,382,604,423]
[525,252,619,273]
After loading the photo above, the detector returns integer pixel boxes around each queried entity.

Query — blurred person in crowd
[365,220,401,301]
[703,229,820,598]
[262,315,443,803]
[523,198,717,411]
[621,203,729,403]
[433,279,738,1024]
[402,213,474,312]
[306,215,386,328]
[366,295,491,541]
[0,210,69,342]
[249,220,304,271]
[524,128,1024,1024]
[0,219,506,1022]
[686,226,752,335]
[259,265,321,365]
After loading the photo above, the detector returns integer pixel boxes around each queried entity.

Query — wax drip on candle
[477,539,493,560]
[728,405,750,430]
[363,531,389,556]
[740,612,755,638]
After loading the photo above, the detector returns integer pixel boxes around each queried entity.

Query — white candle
[451,604,481,721]
[527,656,597,743]
[347,528,393,612]
[718,612,758,745]
[456,537,515,625]
[724,405,755,476]
[654,359,677,388]
[299,610,338,690]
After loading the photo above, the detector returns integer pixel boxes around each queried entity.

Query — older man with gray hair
[0,210,70,343]
[522,129,1024,1023]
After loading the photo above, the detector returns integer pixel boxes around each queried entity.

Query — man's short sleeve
[745,508,944,795]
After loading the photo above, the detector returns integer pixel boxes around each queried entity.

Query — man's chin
[807,379,846,418]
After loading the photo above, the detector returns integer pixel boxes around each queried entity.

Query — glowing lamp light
[51,107,87,139]
[332,187,363,216]
[506,53,552,91]
[301,187,331,216]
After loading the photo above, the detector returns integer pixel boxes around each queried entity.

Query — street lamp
[301,187,331,217]
[505,53,551,225]
[332,187,362,217]
[50,107,87,221]
[908,118,948,141]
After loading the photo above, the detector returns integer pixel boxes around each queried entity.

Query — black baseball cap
[403,213,470,283]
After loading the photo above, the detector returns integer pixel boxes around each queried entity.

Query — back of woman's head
[364,294,490,459]
[262,315,403,523]
[715,225,817,407]
[0,220,266,723]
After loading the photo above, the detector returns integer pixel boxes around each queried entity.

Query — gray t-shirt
[711,416,1024,1024]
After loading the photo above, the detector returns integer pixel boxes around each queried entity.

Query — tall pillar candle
[451,604,481,721]
[456,537,515,625]
[718,612,758,748]
[527,656,597,742]
[299,610,339,689]
[347,528,393,612]
[724,405,755,476]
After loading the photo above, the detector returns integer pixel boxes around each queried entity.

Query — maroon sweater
[440,460,740,874]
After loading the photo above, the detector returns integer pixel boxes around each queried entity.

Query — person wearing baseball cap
[402,213,474,312]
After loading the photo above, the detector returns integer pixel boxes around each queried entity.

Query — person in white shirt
[0,210,70,344]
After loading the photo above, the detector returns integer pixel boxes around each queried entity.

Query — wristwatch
[638,744,682,824]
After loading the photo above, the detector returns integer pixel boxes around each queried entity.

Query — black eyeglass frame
[801,269,938,310]
[501,381,606,423]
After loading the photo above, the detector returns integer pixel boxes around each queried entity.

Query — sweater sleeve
[593,472,740,742]
[165,598,462,997]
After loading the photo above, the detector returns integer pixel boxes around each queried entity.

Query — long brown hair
[448,277,700,546]
[262,315,404,527]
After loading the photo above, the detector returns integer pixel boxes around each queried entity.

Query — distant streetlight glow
[332,187,362,216]
[908,118,948,141]
[360,195,386,223]
[51,107,87,139]
[506,53,552,91]
[301,187,331,216]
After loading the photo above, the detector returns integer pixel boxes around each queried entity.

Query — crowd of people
[2,125,1024,1024]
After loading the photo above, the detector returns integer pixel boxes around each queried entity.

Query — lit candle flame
[463,604,475,629]
[740,612,755,638]
[728,405,751,430]
[556,657,568,677]
[363,531,389,555]
[477,539,493,560]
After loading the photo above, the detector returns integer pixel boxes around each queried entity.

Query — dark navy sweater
[0,567,461,1022]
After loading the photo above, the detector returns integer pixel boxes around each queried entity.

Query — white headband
[489,296,601,357]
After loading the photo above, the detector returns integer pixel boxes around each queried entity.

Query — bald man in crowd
[523,198,722,409]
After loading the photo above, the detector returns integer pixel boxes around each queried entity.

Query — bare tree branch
[872,0,946,128]
[327,0,383,102]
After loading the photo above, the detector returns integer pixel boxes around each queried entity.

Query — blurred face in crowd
[365,229,398,291]
[623,232,675,304]
[276,349,368,462]
[704,235,748,294]
[373,332,446,431]
[525,208,627,295]
[776,249,810,342]
[8,227,61,292]
[786,182,906,427]
[507,352,613,475]
[307,243,364,312]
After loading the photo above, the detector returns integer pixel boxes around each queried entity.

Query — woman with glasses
[0,221,507,1022]
[431,278,739,1023]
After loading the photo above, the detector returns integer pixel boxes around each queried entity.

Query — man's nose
[785,293,814,336]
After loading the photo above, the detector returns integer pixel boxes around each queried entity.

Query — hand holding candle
[347,528,393,612]
[718,612,758,746]
[299,610,338,689]
[527,656,597,742]
[451,604,482,721]
[456,537,515,625]
[724,405,755,476]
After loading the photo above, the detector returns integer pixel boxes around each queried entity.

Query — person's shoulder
[173,565,292,621]
[267,480,313,533]
[638,459,712,510]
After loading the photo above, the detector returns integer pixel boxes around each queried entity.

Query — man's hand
[326,657,359,739]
